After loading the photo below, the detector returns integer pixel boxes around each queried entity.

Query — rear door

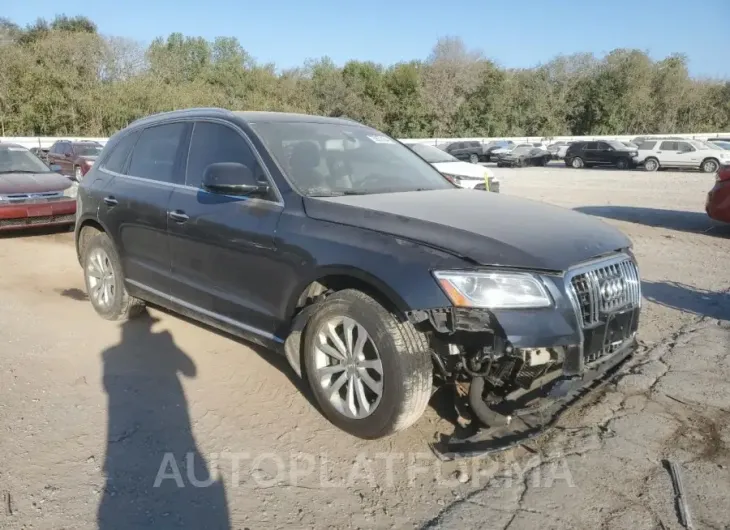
[100,121,190,295]
[658,141,679,166]
[167,120,285,336]
[583,142,600,164]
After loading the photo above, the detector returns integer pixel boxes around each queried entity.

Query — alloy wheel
[86,248,116,309]
[312,316,383,419]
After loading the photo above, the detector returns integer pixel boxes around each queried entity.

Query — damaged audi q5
[75,108,641,454]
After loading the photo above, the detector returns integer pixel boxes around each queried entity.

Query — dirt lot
[1,166,729,529]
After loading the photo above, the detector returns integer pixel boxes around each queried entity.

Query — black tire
[701,158,719,174]
[644,157,659,172]
[616,158,629,170]
[83,232,145,321]
[302,289,432,439]
[571,156,584,168]
[469,153,479,164]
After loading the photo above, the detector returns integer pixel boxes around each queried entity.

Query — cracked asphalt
[1,166,729,529]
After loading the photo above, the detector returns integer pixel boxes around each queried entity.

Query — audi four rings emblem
[599,277,626,303]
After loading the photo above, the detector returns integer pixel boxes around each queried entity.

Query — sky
[5,0,730,79]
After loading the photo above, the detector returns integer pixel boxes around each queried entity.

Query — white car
[408,143,500,192]
[634,139,730,173]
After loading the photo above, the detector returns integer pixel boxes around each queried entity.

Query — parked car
[442,140,487,164]
[482,140,515,162]
[0,143,77,231]
[565,141,637,169]
[407,142,499,192]
[707,137,730,144]
[547,141,571,159]
[75,108,642,442]
[706,164,730,223]
[633,139,730,173]
[29,146,50,163]
[496,145,552,167]
[46,140,104,181]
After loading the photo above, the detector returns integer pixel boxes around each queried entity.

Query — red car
[706,164,730,223]
[0,143,78,231]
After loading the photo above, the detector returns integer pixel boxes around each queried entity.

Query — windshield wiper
[307,190,370,197]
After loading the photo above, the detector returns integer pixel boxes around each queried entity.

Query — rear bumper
[0,199,76,231]
[706,180,730,223]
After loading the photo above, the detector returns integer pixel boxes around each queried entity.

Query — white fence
[2,132,729,150]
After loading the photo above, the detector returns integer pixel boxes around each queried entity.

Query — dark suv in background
[47,140,103,181]
[442,140,487,164]
[565,140,638,170]
[75,108,641,443]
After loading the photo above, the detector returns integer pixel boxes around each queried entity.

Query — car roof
[126,107,364,129]
[0,142,28,150]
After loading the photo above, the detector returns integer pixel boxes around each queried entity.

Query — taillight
[81,160,94,175]
[718,165,730,182]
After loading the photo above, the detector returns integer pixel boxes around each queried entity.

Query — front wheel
[571,157,584,168]
[701,158,719,173]
[83,233,145,321]
[616,158,629,170]
[469,153,479,164]
[303,289,432,439]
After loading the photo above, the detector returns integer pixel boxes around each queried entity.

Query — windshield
[0,146,52,174]
[695,140,721,150]
[511,146,532,155]
[249,121,454,196]
[409,143,459,163]
[74,144,102,156]
[607,140,628,150]
[712,141,730,150]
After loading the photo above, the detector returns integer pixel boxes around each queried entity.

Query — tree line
[1,15,729,139]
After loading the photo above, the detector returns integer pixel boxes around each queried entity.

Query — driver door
[167,120,285,336]
[674,141,700,168]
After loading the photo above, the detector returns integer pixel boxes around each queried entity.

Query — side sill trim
[127,279,284,343]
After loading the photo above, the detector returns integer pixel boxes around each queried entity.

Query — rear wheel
[83,233,145,321]
[644,157,659,172]
[303,289,432,439]
[571,157,584,168]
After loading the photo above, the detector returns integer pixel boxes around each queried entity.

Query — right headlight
[433,270,552,309]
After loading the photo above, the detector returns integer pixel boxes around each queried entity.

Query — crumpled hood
[0,172,73,194]
[304,189,631,271]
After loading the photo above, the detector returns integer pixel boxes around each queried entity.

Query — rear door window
[585,142,598,150]
[638,141,656,150]
[127,122,188,183]
[659,141,677,151]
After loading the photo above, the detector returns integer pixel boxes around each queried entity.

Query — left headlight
[433,270,552,309]
[63,184,78,199]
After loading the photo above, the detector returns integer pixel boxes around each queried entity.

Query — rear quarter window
[101,131,141,174]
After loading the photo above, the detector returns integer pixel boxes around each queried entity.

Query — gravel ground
[1,165,729,529]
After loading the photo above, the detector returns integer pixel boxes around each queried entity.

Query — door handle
[168,210,189,223]
[103,196,118,207]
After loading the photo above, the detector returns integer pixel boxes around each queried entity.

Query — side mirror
[202,162,269,197]
[50,164,62,173]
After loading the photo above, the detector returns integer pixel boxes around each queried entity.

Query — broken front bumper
[433,334,638,460]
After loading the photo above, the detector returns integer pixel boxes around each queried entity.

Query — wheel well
[294,275,403,319]
[76,220,105,265]
[702,157,719,165]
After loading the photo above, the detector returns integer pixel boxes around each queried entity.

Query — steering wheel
[355,173,392,190]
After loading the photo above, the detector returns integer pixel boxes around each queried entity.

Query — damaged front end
[410,253,642,460]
